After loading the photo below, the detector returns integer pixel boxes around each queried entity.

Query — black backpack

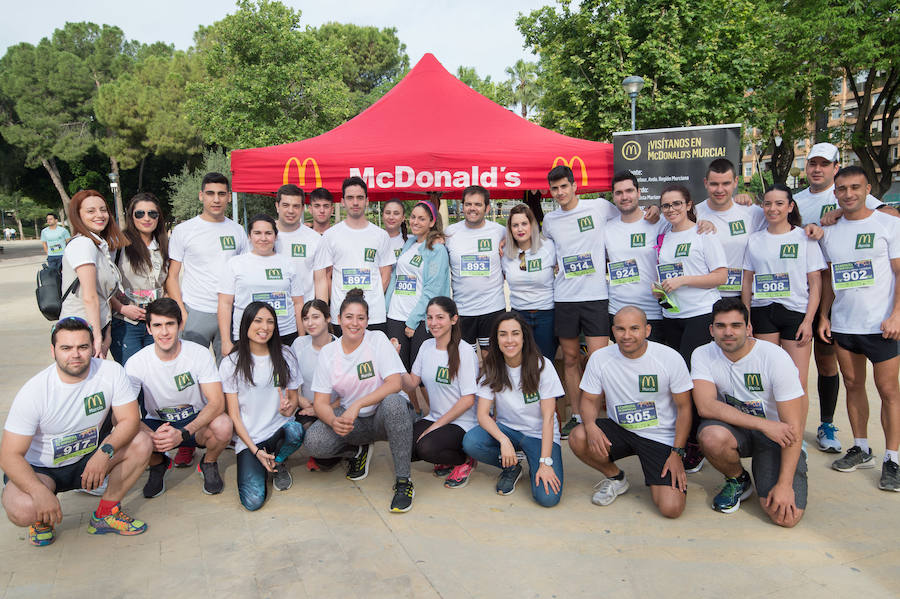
[35,261,80,321]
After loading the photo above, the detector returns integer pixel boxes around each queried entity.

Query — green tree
[0,191,52,240]
[456,66,514,107]
[505,59,542,119]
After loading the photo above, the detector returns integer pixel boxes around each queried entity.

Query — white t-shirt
[275,224,321,302]
[477,358,565,444]
[820,210,900,334]
[691,340,804,423]
[60,234,121,326]
[604,216,668,319]
[412,338,479,431]
[219,252,303,337]
[500,239,557,311]
[219,347,300,453]
[311,330,406,417]
[314,221,395,324]
[4,359,137,468]
[656,225,727,319]
[169,216,248,313]
[695,201,767,297]
[125,340,220,423]
[794,185,881,226]
[445,220,507,316]
[542,199,618,302]
[388,241,425,321]
[387,233,406,260]
[291,334,338,403]
[743,227,826,313]
[580,342,693,446]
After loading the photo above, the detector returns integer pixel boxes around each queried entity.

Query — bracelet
[255,447,261,456]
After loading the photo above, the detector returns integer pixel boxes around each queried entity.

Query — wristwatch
[539,456,553,467]
[181,428,193,445]
[672,447,686,458]
[100,443,115,460]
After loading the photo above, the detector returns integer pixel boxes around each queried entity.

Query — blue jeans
[47,255,63,269]
[110,318,154,365]
[462,422,564,507]
[236,420,305,511]
[515,309,557,360]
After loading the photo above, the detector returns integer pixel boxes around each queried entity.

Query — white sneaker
[591,475,629,506]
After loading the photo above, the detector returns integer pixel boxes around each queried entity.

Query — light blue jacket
[385,237,450,329]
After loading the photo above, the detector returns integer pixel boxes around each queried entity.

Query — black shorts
[596,418,679,488]
[460,309,504,347]
[833,332,899,363]
[555,300,610,339]
[609,314,665,344]
[750,303,805,341]
[143,412,203,448]
[3,449,100,494]
[698,419,807,509]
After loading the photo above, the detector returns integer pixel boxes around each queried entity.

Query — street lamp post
[108,172,124,227]
[621,76,645,131]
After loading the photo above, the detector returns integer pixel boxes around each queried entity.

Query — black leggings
[411,419,467,466]
[386,318,432,371]
[662,312,713,443]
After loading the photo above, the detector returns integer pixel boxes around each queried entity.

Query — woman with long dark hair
[462,312,565,506]
[110,192,169,365]
[220,302,305,510]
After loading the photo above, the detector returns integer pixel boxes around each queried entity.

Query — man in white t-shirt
[0,318,151,546]
[125,299,234,498]
[314,177,395,333]
[818,166,900,491]
[693,297,808,527]
[308,187,334,235]
[444,185,507,354]
[166,172,248,363]
[568,306,693,517]
[40,213,71,269]
[274,184,321,303]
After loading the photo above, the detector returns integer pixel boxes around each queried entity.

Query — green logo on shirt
[83,392,106,416]
[855,233,874,249]
[265,268,283,280]
[674,243,691,257]
[779,243,798,259]
[363,248,376,262]
[220,236,236,251]
[435,367,451,385]
[174,372,195,392]
[291,243,306,258]
[394,248,402,258]
[820,204,837,218]
[410,254,423,267]
[630,233,646,248]
[638,374,658,393]
[729,220,746,236]
[523,391,540,404]
[744,373,764,392]
[577,215,594,232]
[527,258,542,272]
[477,239,492,252]
[357,361,375,380]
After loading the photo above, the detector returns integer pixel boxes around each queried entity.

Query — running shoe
[496,463,523,496]
[28,522,55,546]
[816,422,842,453]
[682,442,706,473]
[712,470,753,513]
[832,446,875,472]
[559,416,579,440]
[444,458,477,489]
[273,462,293,491]
[346,444,373,481]
[433,464,454,477]
[197,460,224,494]
[174,446,195,468]
[879,460,900,492]
[87,505,147,536]
[390,478,415,513]
[143,455,172,498]
[591,474,629,506]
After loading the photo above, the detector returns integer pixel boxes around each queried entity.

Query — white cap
[807,142,839,163]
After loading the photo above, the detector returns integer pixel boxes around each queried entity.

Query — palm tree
[505,60,541,119]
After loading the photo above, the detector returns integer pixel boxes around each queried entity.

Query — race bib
[832,260,874,290]
[252,291,288,316]
[724,393,765,418]
[718,268,743,292]
[753,273,791,298]
[157,404,197,423]
[562,253,596,278]
[394,274,417,296]
[614,401,659,430]
[460,254,490,276]
[608,259,640,286]
[52,426,98,465]
[341,268,372,290]
[657,262,684,280]
[126,287,163,305]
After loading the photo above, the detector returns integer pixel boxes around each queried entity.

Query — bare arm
[185,382,225,435]
[818,268,834,343]
[73,263,103,356]
[217,293,235,356]
[292,296,305,336]
[692,379,796,446]
[314,268,330,303]
[882,257,900,340]
[165,260,188,327]
[380,265,393,293]
[0,431,62,525]
[741,268,754,311]
[476,395,517,468]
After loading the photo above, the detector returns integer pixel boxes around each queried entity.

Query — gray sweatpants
[182,305,224,364]
[304,394,415,478]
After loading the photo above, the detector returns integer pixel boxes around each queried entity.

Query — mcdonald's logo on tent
[283,157,322,188]
[552,156,588,185]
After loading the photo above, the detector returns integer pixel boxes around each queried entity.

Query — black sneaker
[143,454,171,498]
[197,459,224,495]
[832,446,876,472]
[346,444,373,481]
[273,461,293,491]
[390,478,415,513]
[683,442,706,473]
[879,459,900,492]
[496,463,523,495]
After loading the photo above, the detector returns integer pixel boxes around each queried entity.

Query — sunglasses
[134,210,160,219]
[660,201,685,211]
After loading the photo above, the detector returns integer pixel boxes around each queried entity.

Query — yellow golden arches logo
[621,141,641,161]
[552,156,588,186]
[283,157,322,188]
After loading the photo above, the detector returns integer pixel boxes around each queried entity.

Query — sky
[0,0,551,81]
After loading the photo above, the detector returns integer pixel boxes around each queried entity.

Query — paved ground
[1,240,898,598]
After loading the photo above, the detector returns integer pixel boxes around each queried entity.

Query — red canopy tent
[230,53,613,199]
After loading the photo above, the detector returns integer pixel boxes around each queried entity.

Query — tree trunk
[768,135,795,184]
[138,155,146,191]
[109,156,125,227]
[13,212,24,241]
[41,157,72,223]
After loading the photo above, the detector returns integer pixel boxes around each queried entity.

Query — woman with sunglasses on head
[501,204,557,360]
[218,214,304,357]
[60,190,129,358]
[109,193,169,365]
[220,302,305,509]
[382,199,408,259]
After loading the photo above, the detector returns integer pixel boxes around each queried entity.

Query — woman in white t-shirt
[501,204,557,360]
[742,183,826,395]
[401,297,479,489]
[220,301,305,510]
[60,189,128,358]
[218,214,304,355]
[304,289,417,513]
[382,199,408,259]
[462,312,566,506]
